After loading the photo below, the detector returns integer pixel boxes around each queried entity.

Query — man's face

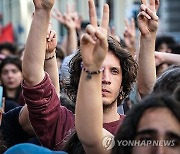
[101,51,122,107]
[132,108,180,154]
[1,64,22,90]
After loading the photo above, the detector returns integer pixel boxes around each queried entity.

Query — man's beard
[103,96,118,111]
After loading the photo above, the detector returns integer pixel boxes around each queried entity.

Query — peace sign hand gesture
[138,0,159,37]
[52,4,80,30]
[80,0,109,71]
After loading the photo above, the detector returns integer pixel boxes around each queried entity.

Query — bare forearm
[157,52,180,65]
[19,105,34,136]
[44,54,60,97]
[23,10,50,86]
[66,28,78,55]
[138,34,156,96]
[76,71,103,146]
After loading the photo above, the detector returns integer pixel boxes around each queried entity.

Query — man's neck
[103,103,120,123]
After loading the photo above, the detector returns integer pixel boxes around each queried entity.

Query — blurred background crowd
[0,0,180,44]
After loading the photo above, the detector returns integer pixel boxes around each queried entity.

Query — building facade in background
[0,0,180,44]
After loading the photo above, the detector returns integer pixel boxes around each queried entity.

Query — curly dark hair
[65,36,138,106]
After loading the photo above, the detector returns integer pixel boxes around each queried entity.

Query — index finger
[66,3,70,14]
[53,8,61,16]
[125,18,129,28]
[88,0,97,27]
[100,4,109,30]
[130,18,135,30]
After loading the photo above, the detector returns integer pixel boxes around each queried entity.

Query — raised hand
[80,0,109,71]
[52,4,81,30]
[46,23,57,53]
[124,18,136,54]
[33,0,55,10]
[138,0,159,36]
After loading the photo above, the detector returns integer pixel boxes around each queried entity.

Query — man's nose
[102,69,111,85]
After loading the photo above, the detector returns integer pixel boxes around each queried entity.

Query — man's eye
[111,68,119,75]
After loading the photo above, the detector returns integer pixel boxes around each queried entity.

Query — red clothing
[22,73,125,150]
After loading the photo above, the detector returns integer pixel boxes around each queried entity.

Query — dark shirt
[22,73,125,150]
[0,107,31,147]
[0,107,40,148]
[4,99,19,113]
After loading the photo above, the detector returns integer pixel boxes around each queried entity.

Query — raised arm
[155,51,180,66]
[21,0,75,149]
[137,0,159,97]
[22,0,54,86]
[44,24,60,97]
[124,18,136,57]
[19,26,60,136]
[75,0,110,153]
[52,4,78,55]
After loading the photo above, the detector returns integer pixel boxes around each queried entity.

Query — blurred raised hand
[52,3,79,55]
[52,3,81,30]
[124,18,136,56]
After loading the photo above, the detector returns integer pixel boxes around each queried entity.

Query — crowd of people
[0,0,179,153]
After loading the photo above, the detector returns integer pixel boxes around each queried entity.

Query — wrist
[45,49,56,60]
[34,9,51,16]
[67,27,76,33]
[82,64,103,73]
[141,32,157,40]
[81,62,104,79]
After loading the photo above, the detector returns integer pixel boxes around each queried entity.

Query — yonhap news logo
[102,136,115,150]
[102,136,176,150]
